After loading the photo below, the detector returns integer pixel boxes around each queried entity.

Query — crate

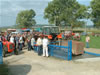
[72,41,85,55]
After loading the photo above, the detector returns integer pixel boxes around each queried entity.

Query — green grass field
[80,36,100,49]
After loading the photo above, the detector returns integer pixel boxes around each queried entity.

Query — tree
[44,0,87,30]
[90,0,100,27]
[16,9,36,28]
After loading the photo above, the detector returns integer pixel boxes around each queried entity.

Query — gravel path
[3,49,100,75]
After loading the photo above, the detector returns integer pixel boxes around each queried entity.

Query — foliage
[44,0,87,28]
[90,0,100,27]
[16,9,36,28]
[80,35,100,49]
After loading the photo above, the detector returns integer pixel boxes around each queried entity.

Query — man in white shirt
[19,35,23,51]
[31,36,35,50]
[36,36,42,55]
[42,36,49,57]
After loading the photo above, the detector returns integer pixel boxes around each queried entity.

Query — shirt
[43,38,49,46]
[31,38,35,46]
[19,37,23,43]
[36,38,42,46]
[0,36,1,41]
[86,36,90,42]
[10,37,14,43]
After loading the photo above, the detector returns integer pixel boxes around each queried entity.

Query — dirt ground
[3,48,100,75]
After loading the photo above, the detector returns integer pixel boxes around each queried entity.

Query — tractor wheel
[3,46,8,57]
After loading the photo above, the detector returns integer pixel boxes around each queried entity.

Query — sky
[0,0,92,27]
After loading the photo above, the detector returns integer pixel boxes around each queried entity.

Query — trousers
[86,42,89,48]
[43,45,48,57]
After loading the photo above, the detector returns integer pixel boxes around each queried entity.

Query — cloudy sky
[0,0,92,27]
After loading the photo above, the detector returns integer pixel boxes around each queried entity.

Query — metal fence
[84,51,100,56]
[48,40,72,61]
[34,40,72,61]
[0,42,3,64]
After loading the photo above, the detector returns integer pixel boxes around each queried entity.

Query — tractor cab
[33,26,60,40]
[42,26,59,40]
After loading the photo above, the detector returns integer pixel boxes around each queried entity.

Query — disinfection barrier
[48,40,72,60]
[34,40,72,61]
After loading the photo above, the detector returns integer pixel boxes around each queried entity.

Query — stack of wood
[72,41,85,55]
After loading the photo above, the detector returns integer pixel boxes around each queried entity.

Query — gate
[34,40,72,61]
[0,42,3,64]
[48,40,72,61]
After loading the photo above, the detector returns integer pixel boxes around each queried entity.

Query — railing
[48,40,72,61]
[34,40,72,61]
[84,51,100,56]
[0,42,3,64]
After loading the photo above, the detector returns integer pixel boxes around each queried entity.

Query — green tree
[44,0,87,30]
[16,9,36,28]
[90,0,100,27]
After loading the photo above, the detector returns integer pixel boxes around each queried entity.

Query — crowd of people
[0,32,49,57]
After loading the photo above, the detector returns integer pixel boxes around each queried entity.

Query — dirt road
[4,49,100,75]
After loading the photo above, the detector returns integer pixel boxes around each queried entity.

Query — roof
[32,25,58,28]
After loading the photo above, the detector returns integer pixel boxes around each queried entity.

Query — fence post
[0,42,3,64]
[50,46,53,56]
[67,40,72,61]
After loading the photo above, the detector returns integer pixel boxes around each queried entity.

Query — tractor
[2,41,15,57]
[33,26,61,41]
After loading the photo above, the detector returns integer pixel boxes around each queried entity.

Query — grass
[0,64,9,75]
[80,36,100,49]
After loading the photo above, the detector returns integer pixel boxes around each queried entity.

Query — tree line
[16,0,100,28]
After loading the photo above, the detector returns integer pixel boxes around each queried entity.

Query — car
[81,32,87,36]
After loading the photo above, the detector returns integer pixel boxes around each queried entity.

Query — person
[22,34,25,47]
[14,34,19,55]
[42,36,49,57]
[31,36,35,50]
[0,34,2,41]
[19,35,23,51]
[27,35,31,51]
[86,35,90,48]
[36,36,42,56]
[1,35,6,42]
[10,35,14,43]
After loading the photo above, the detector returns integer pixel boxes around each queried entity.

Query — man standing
[0,34,2,41]
[10,35,14,43]
[19,35,23,51]
[42,36,49,57]
[31,36,35,50]
[36,36,42,56]
[27,35,31,51]
[86,35,90,48]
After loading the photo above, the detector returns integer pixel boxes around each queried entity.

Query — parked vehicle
[33,26,61,41]
[73,33,81,41]
[2,41,15,57]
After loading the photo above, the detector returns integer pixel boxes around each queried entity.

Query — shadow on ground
[8,64,31,75]
[4,51,25,57]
